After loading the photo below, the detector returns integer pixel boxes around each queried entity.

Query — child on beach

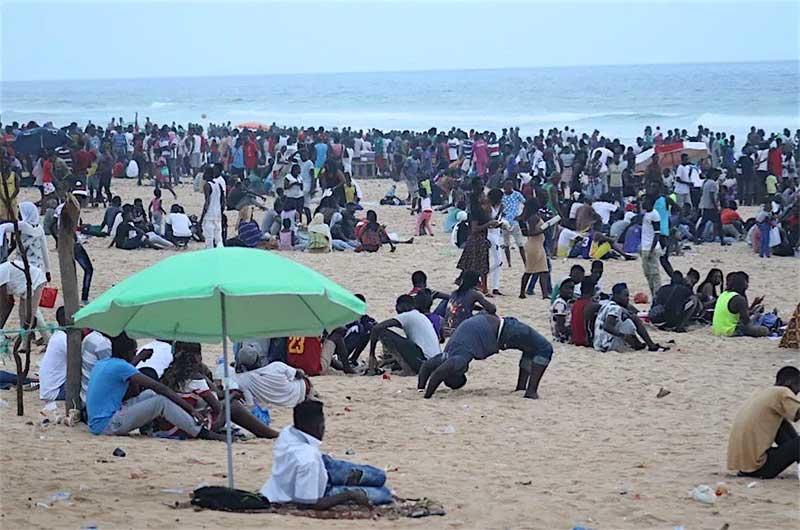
[155,156,177,198]
[416,187,434,236]
[148,188,166,234]
[278,217,297,250]
[756,202,774,258]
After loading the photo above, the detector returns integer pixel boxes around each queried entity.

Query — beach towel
[779,303,800,349]
[186,487,445,520]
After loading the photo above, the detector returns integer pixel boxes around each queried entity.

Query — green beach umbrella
[74,247,365,342]
[74,247,365,488]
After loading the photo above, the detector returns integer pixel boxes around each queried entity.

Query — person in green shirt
[712,271,768,337]
[765,173,778,196]
[607,154,625,205]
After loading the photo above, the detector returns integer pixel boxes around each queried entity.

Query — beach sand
[1,178,798,530]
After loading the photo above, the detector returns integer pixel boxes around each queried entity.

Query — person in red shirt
[720,201,745,239]
[570,279,599,347]
[768,144,783,178]
[42,152,54,185]
[243,133,260,178]
[285,336,325,376]
[73,142,97,177]
[112,159,125,179]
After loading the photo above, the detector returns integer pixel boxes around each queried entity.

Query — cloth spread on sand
[779,303,800,349]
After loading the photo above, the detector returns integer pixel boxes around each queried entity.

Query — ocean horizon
[2,60,798,142]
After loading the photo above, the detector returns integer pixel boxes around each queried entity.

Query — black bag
[191,486,271,512]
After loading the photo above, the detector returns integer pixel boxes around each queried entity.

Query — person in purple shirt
[413,289,444,342]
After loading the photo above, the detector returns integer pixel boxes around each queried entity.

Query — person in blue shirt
[85,332,224,440]
[314,137,328,174]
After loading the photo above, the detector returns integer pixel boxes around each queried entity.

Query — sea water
[2,61,797,142]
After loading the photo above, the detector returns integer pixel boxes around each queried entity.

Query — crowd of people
[1,115,799,509]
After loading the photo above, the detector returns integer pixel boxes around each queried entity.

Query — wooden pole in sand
[0,149,33,416]
[56,193,83,414]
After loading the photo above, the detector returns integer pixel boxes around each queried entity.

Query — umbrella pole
[221,292,234,489]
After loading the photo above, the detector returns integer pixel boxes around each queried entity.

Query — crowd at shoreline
[1,114,799,510]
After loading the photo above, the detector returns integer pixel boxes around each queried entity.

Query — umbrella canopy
[236,122,270,131]
[11,127,68,155]
[73,247,365,489]
[634,141,709,173]
[74,247,365,341]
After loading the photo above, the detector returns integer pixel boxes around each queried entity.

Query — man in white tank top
[190,126,204,171]
[200,170,225,248]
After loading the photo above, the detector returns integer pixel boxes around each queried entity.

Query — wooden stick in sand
[56,193,82,417]
[0,150,33,416]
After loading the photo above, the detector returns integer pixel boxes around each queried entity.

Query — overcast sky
[2,0,798,82]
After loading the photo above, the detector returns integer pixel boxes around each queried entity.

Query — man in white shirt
[165,206,192,240]
[367,295,441,375]
[594,283,665,352]
[591,195,618,228]
[39,307,68,402]
[136,340,174,379]
[283,163,305,215]
[200,169,225,249]
[234,361,310,409]
[447,134,460,162]
[80,331,112,403]
[261,400,391,507]
[674,154,694,207]
[639,196,662,298]
[298,151,316,223]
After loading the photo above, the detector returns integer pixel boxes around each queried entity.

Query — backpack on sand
[191,486,271,512]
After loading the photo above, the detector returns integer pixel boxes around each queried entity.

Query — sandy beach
[1,178,798,530]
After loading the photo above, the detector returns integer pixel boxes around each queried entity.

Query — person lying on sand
[593,283,669,352]
[727,366,800,479]
[85,333,225,440]
[418,312,553,399]
[261,400,392,509]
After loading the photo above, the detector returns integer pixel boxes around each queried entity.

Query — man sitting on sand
[85,332,224,440]
[261,400,392,508]
[712,271,769,338]
[408,270,449,317]
[727,366,800,479]
[594,283,669,352]
[368,295,441,375]
[649,271,700,333]
[418,312,553,399]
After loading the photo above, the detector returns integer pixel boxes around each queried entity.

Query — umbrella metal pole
[221,292,234,489]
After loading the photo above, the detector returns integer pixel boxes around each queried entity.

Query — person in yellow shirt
[765,173,778,196]
[727,366,800,478]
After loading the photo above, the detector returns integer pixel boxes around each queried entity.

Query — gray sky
[2,0,798,82]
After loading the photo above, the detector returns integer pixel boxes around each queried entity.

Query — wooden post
[0,149,32,416]
[56,194,83,414]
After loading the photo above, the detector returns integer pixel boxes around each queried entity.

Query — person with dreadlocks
[160,342,278,439]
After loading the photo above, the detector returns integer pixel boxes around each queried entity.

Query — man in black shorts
[418,313,553,399]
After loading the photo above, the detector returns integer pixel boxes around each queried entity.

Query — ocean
[2,61,798,142]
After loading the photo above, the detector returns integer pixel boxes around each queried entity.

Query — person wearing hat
[418,312,553,400]
[594,283,668,352]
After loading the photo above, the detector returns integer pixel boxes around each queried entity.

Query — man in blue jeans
[261,400,392,508]
[418,313,553,399]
